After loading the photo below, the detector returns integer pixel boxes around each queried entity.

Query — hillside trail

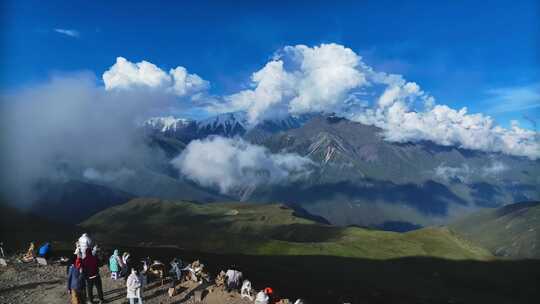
[0,260,255,304]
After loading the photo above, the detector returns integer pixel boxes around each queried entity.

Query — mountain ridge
[81,198,493,260]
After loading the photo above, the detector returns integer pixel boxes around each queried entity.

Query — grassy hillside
[81,198,492,260]
[450,201,540,259]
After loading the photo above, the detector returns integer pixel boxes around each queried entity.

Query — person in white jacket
[126,268,143,304]
[78,233,92,258]
[254,289,270,304]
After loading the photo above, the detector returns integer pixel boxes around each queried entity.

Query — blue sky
[1,0,539,128]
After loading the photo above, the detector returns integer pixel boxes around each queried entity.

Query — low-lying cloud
[434,161,509,183]
[0,72,175,205]
[83,167,135,183]
[171,136,314,194]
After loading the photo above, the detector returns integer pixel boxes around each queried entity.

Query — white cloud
[285,44,367,114]
[481,161,508,177]
[434,161,508,183]
[0,73,175,205]
[352,104,539,159]
[101,44,539,159]
[210,43,368,125]
[484,83,540,114]
[435,164,473,183]
[102,57,208,97]
[54,28,80,38]
[222,60,295,124]
[171,136,314,194]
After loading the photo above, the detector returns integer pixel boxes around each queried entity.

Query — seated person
[22,242,36,262]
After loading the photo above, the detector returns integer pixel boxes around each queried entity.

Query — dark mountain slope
[247,115,539,228]
[450,201,540,259]
[0,202,80,250]
[31,180,133,224]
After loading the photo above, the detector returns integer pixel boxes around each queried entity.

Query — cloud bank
[202,43,538,159]
[98,45,538,159]
[3,43,536,206]
[434,161,509,183]
[171,136,314,194]
[0,73,175,205]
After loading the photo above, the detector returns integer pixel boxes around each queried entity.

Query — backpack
[38,243,50,256]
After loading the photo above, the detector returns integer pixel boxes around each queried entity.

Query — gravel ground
[0,257,256,304]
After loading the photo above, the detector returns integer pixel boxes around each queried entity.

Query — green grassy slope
[450,201,540,259]
[81,198,492,260]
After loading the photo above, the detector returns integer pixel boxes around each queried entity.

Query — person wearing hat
[255,287,273,304]
[67,255,85,304]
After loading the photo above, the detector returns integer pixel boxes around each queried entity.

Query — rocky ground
[0,257,258,304]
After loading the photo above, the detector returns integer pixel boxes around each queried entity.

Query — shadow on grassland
[113,247,540,304]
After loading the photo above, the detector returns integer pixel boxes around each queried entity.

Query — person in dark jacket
[122,252,136,281]
[169,258,183,289]
[67,255,85,304]
[82,248,104,304]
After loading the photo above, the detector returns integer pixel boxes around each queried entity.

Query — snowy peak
[199,112,248,129]
[143,111,314,140]
[144,116,194,132]
[197,112,248,137]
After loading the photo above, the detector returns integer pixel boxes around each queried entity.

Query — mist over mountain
[1,44,537,232]
[143,112,539,229]
[450,201,540,259]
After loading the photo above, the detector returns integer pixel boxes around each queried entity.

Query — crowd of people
[13,234,306,304]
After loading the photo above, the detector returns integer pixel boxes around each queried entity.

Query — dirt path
[0,260,255,304]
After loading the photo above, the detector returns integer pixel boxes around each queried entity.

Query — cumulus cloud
[171,136,314,194]
[99,45,538,159]
[54,28,80,38]
[208,43,367,125]
[353,104,539,159]
[284,44,367,114]
[102,57,209,97]
[204,43,538,159]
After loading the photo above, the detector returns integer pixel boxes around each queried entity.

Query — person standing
[121,252,134,280]
[225,267,242,292]
[168,258,182,293]
[78,233,92,258]
[126,268,143,304]
[109,249,122,280]
[82,248,104,304]
[67,255,85,304]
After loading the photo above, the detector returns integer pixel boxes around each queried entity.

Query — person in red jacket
[82,248,104,304]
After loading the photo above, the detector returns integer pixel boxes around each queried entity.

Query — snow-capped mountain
[197,112,248,137]
[144,116,194,132]
[143,111,314,141]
